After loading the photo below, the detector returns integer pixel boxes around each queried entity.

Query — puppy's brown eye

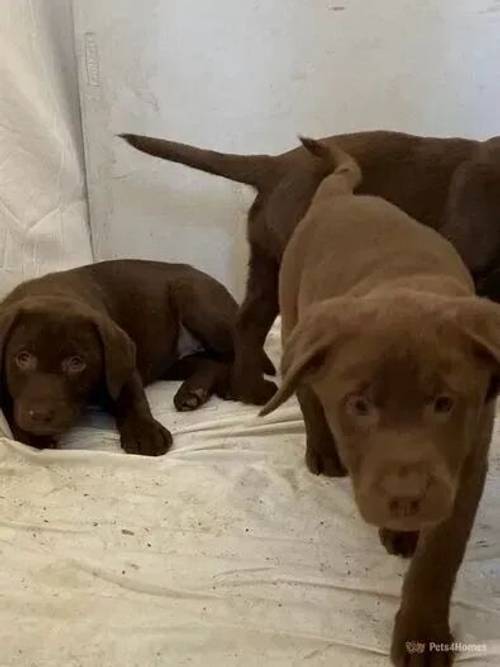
[345,394,378,425]
[351,397,371,416]
[433,395,454,415]
[63,356,86,374]
[15,351,36,371]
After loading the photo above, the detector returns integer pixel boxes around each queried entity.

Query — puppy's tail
[299,136,362,192]
[119,133,280,190]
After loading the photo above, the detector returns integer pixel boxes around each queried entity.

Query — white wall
[74,0,500,299]
[0,0,91,298]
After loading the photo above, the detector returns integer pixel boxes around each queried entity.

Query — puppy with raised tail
[261,137,500,666]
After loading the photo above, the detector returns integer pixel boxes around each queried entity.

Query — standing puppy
[262,139,500,666]
[0,260,242,454]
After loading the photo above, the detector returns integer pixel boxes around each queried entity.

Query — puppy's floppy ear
[0,304,21,371]
[93,314,136,400]
[451,296,500,369]
[260,299,356,416]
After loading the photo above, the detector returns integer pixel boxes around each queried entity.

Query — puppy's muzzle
[356,460,455,531]
[15,400,75,435]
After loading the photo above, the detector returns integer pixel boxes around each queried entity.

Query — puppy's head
[262,293,500,531]
[0,297,135,438]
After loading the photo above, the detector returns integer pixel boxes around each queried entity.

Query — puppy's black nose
[28,407,55,424]
[388,496,421,518]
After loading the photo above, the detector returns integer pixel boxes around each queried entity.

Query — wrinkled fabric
[0,0,92,299]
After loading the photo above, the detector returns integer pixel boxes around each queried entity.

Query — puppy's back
[280,193,473,335]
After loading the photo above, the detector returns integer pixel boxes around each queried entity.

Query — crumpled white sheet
[0,322,499,666]
[0,0,92,300]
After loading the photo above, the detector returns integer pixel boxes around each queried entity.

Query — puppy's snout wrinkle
[380,463,429,497]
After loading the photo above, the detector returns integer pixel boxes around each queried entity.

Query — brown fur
[261,139,500,665]
[0,259,249,454]
[121,130,500,407]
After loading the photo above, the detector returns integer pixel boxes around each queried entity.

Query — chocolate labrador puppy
[261,139,499,665]
[0,259,247,454]
[120,130,500,407]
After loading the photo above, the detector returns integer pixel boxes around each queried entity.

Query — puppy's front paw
[379,528,419,558]
[391,609,454,666]
[120,416,172,456]
[305,446,347,477]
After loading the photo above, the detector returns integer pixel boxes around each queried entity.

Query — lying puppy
[261,139,499,666]
[120,130,500,407]
[0,259,246,455]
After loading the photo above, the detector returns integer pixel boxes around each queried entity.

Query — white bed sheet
[0,322,499,667]
[0,1,92,300]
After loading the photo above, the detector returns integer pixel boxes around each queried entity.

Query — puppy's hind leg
[168,354,230,411]
[297,385,347,477]
[231,247,279,405]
